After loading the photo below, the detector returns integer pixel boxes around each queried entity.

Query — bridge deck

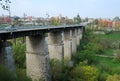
[0,25,84,40]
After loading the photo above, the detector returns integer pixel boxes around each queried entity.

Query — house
[0,16,11,24]
[112,21,120,28]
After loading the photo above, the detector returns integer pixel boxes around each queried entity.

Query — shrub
[13,43,26,68]
[114,50,120,61]
[70,63,98,81]
[99,62,112,73]
[16,69,32,81]
[98,72,109,81]
[0,65,32,81]
[50,59,70,81]
[99,39,111,49]
[0,65,16,81]
[106,74,120,81]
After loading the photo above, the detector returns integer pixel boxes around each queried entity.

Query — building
[0,16,11,24]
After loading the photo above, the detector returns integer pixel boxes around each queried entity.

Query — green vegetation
[70,63,98,81]
[0,65,32,81]
[72,29,120,81]
[13,43,26,69]
[50,59,71,81]
[95,33,120,41]
[0,24,9,28]
[105,49,114,56]
[106,74,120,81]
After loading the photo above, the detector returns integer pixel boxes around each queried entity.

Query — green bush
[73,49,98,65]
[0,65,16,81]
[70,63,98,81]
[50,59,71,81]
[85,43,104,54]
[98,72,109,81]
[114,50,120,61]
[16,69,32,81]
[106,74,120,81]
[99,62,112,74]
[13,43,26,68]
[0,65,32,81]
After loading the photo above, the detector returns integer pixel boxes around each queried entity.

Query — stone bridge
[0,25,85,81]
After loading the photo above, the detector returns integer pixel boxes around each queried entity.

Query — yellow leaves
[98,20,104,28]
[70,64,98,81]
[106,74,120,81]
[82,66,98,81]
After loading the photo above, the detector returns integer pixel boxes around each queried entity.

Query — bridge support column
[71,29,77,54]
[0,41,16,72]
[76,28,81,46]
[80,28,83,40]
[48,31,63,60]
[63,30,72,60]
[26,35,50,81]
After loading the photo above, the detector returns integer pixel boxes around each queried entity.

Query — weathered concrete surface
[63,30,71,60]
[26,35,49,81]
[71,29,77,54]
[0,41,16,72]
[48,32,63,60]
[48,45,63,60]
[80,28,83,40]
[76,28,81,46]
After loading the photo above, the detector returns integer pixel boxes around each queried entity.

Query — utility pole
[6,1,12,25]
[46,12,49,25]
[8,4,11,20]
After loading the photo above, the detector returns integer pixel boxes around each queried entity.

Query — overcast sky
[0,0,120,19]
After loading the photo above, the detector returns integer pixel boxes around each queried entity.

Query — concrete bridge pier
[48,31,63,60]
[71,29,77,54]
[63,30,72,60]
[76,28,81,46]
[26,35,50,81]
[80,28,83,39]
[0,41,16,72]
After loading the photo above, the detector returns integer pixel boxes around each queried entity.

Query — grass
[105,49,114,56]
[94,32,120,56]
[79,31,120,81]
[95,33,120,41]
[93,32,120,75]
[95,56,120,74]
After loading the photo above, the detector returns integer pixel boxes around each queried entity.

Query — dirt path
[95,55,114,58]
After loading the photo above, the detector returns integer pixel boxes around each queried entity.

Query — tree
[50,17,61,26]
[74,14,81,24]
[0,65,32,81]
[76,14,81,23]
[113,16,120,22]
[94,19,98,25]
[85,17,88,22]
[0,65,16,81]
[70,63,98,81]
[13,16,22,26]
[50,59,70,81]
[114,50,120,61]
[98,20,104,28]
[106,74,120,81]
[13,43,26,68]
[0,0,11,10]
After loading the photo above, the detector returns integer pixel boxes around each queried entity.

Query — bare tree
[0,0,11,10]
